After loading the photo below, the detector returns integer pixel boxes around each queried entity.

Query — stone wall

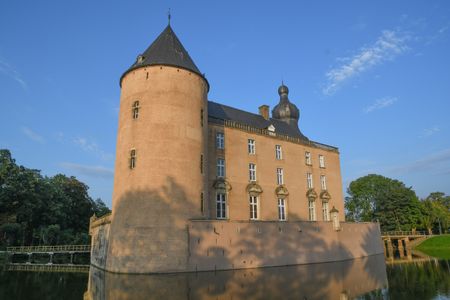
[188,220,383,272]
[89,214,111,269]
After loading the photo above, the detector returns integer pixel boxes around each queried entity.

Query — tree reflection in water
[84,254,388,300]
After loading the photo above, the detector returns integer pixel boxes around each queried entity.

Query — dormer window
[132,101,140,119]
[136,54,145,64]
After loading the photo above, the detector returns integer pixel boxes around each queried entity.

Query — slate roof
[120,25,207,87]
[208,101,310,141]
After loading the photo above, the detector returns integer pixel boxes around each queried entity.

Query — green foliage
[345,174,422,231]
[0,149,111,246]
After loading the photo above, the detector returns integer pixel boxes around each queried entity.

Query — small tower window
[200,192,204,214]
[200,108,204,127]
[130,149,137,169]
[132,101,140,119]
[200,154,204,174]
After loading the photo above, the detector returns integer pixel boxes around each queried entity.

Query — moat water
[1,254,450,299]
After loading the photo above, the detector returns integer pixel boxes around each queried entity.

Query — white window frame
[216,193,227,219]
[249,195,259,220]
[305,151,312,165]
[278,198,287,221]
[217,158,225,178]
[319,155,325,168]
[320,175,327,190]
[277,168,284,185]
[308,200,316,221]
[216,132,224,149]
[248,139,256,155]
[307,173,313,189]
[249,163,257,181]
[275,145,282,160]
[322,201,330,221]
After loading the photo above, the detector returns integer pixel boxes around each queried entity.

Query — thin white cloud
[363,96,397,113]
[420,126,440,137]
[323,30,409,95]
[389,148,450,175]
[73,137,113,161]
[0,59,28,90]
[21,126,44,143]
[60,162,114,179]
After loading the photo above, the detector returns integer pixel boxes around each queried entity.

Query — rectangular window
[216,132,224,149]
[319,155,325,168]
[305,151,312,165]
[308,200,316,221]
[200,154,204,174]
[275,145,282,160]
[249,196,258,220]
[216,193,226,219]
[277,168,284,185]
[130,149,136,169]
[278,198,286,221]
[322,201,330,221]
[217,158,225,178]
[132,101,140,119]
[248,139,256,155]
[320,175,327,190]
[249,163,257,181]
[307,173,313,189]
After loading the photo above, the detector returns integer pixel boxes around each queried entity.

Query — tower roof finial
[168,8,171,25]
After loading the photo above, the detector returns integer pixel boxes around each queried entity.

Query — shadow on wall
[106,177,198,272]
[94,176,386,298]
[84,254,388,300]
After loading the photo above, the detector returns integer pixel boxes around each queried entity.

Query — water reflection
[84,254,387,300]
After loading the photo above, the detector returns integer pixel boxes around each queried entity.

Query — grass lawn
[415,235,450,259]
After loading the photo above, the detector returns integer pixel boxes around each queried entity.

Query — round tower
[106,24,209,273]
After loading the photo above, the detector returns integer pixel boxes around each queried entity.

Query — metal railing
[382,231,428,237]
[6,263,90,273]
[6,245,90,253]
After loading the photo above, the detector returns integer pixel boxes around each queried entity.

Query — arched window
[129,149,136,169]
[132,101,140,119]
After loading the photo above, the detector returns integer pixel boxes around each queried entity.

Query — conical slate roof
[120,25,206,86]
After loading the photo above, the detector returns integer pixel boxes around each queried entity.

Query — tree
[0,149,111,247]
[421,192,450,234]
[345,174,422,231]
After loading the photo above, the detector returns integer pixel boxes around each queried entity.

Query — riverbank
[415,235,450,259]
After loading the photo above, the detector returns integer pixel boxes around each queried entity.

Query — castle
[89,23,383,274]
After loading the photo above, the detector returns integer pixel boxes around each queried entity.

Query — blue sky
[1,1,449,208]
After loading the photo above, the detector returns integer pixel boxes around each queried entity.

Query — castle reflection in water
[84,254,387,300]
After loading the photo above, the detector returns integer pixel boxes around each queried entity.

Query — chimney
[259,105,270,120]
